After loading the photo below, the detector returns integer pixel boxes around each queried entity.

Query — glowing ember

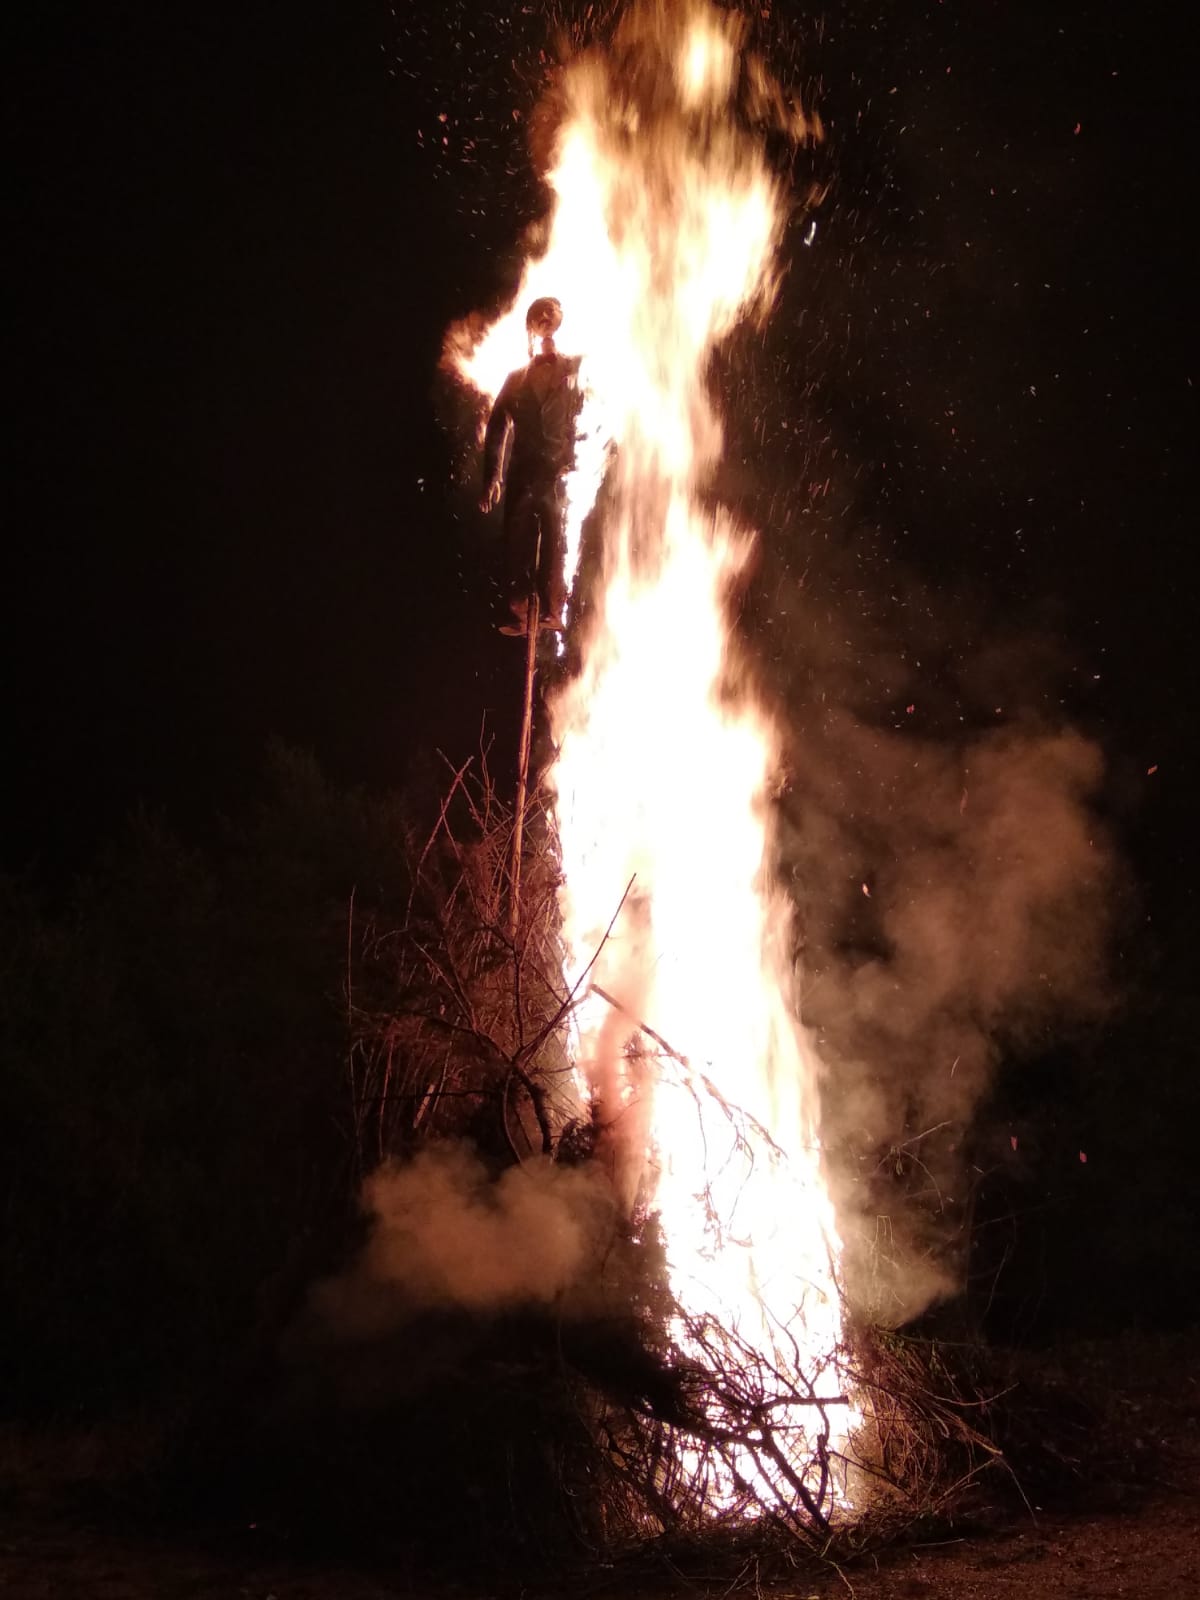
[452,0,853,1521]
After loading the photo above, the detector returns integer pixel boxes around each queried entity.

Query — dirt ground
[2,1334,1197,1600]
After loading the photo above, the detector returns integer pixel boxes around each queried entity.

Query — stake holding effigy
[507,588,540,937]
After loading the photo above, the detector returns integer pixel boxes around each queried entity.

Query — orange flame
[452,0,852,1518]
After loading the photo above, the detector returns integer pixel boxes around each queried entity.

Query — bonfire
[446,0,856,1535]
[340,0,1006,1558]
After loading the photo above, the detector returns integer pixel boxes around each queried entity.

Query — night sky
[8,0,1194,974]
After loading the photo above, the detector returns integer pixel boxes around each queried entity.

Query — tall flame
[452,0,852,1519]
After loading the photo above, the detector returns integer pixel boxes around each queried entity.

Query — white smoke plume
[312,1143,620,1338]
[756,564,1116,1325]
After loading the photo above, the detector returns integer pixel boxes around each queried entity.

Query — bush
[0,745,411,1416]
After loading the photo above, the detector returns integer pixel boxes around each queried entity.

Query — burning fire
[452,1,853,1522]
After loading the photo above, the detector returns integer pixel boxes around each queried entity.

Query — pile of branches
[589,1312,1012,1558]
[330,760,1012,1567]
[345,755,580,1172]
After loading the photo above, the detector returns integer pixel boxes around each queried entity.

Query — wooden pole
[508,587,540,937]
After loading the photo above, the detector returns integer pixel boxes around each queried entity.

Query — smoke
[754,557,1115,1325]
[312,1143,621,1339]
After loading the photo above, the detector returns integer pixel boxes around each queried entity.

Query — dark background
[8,0,1193,884]
[5,0,1196,1375]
